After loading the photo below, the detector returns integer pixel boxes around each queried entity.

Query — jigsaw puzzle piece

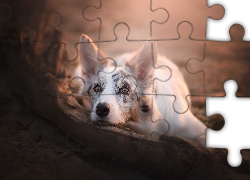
[0,4,11,21]
[0,0,45,34]
[98,25,172,83]
[187,24,250,97]
[153,22,206,113]
[82,0,168,41]
[78,33,177,136]
[40,1,82,80]
[43,0,63,29]
[78,26,206,139]
[0,0,55,60]
[207,0,250,41]
[206,79,250,167]
[78,27,172,96]
[125,94,171,137]
[3,29,68,93]
[1,0,75,70]
[42,0,92,63]
[95,24,146,60]
[153,0,224,40]
[127,94,206,141]
[0,20,78,126]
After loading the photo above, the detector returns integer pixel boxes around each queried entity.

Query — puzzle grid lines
[0,0,250,179]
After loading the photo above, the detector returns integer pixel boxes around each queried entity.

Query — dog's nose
[96,102,110,117]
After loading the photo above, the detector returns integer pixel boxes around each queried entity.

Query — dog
[77,34,206,141]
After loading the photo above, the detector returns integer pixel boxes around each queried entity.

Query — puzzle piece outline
[77,22,206,115]
[206,79,250,167]
[3,0,243,178]
[82,0,169,42]
[207,0,250,41]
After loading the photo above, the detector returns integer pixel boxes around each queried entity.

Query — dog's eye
[94,85,102,92]
[121,87,129,94]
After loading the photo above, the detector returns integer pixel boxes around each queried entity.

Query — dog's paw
[125,119,167,136]
[125,121,151,135]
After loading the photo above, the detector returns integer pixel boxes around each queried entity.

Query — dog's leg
[173,111,207,141]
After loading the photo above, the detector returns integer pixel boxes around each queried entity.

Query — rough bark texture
[0,21,224,180]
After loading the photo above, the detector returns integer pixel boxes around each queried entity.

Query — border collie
[77,34,206,141]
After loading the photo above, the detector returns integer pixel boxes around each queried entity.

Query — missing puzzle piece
[206,79,250,167]
[187,24,250,97]
[207,0,250,41]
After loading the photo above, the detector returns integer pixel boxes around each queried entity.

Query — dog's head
[79,35,158,125]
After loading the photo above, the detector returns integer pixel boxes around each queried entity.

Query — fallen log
[1,22,225,179]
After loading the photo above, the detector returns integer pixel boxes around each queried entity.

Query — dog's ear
[125,38,157,85]
[79,35,107,79]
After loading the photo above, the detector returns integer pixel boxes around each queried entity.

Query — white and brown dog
[77,34,206,141]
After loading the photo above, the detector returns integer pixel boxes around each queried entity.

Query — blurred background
[44,0,249,97]
[43,0,250,124]
[45,0,223,60]
[1,0,250,179]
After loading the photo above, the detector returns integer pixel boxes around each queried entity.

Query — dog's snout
[96,102,110,117]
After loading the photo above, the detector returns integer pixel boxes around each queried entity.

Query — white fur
[125,54,206,141]
[90,68,125,124]
[77,35,206,141]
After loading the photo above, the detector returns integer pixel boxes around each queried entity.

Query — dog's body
[78,35,206,141]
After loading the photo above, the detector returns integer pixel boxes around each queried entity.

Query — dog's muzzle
[96,102,110,117]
